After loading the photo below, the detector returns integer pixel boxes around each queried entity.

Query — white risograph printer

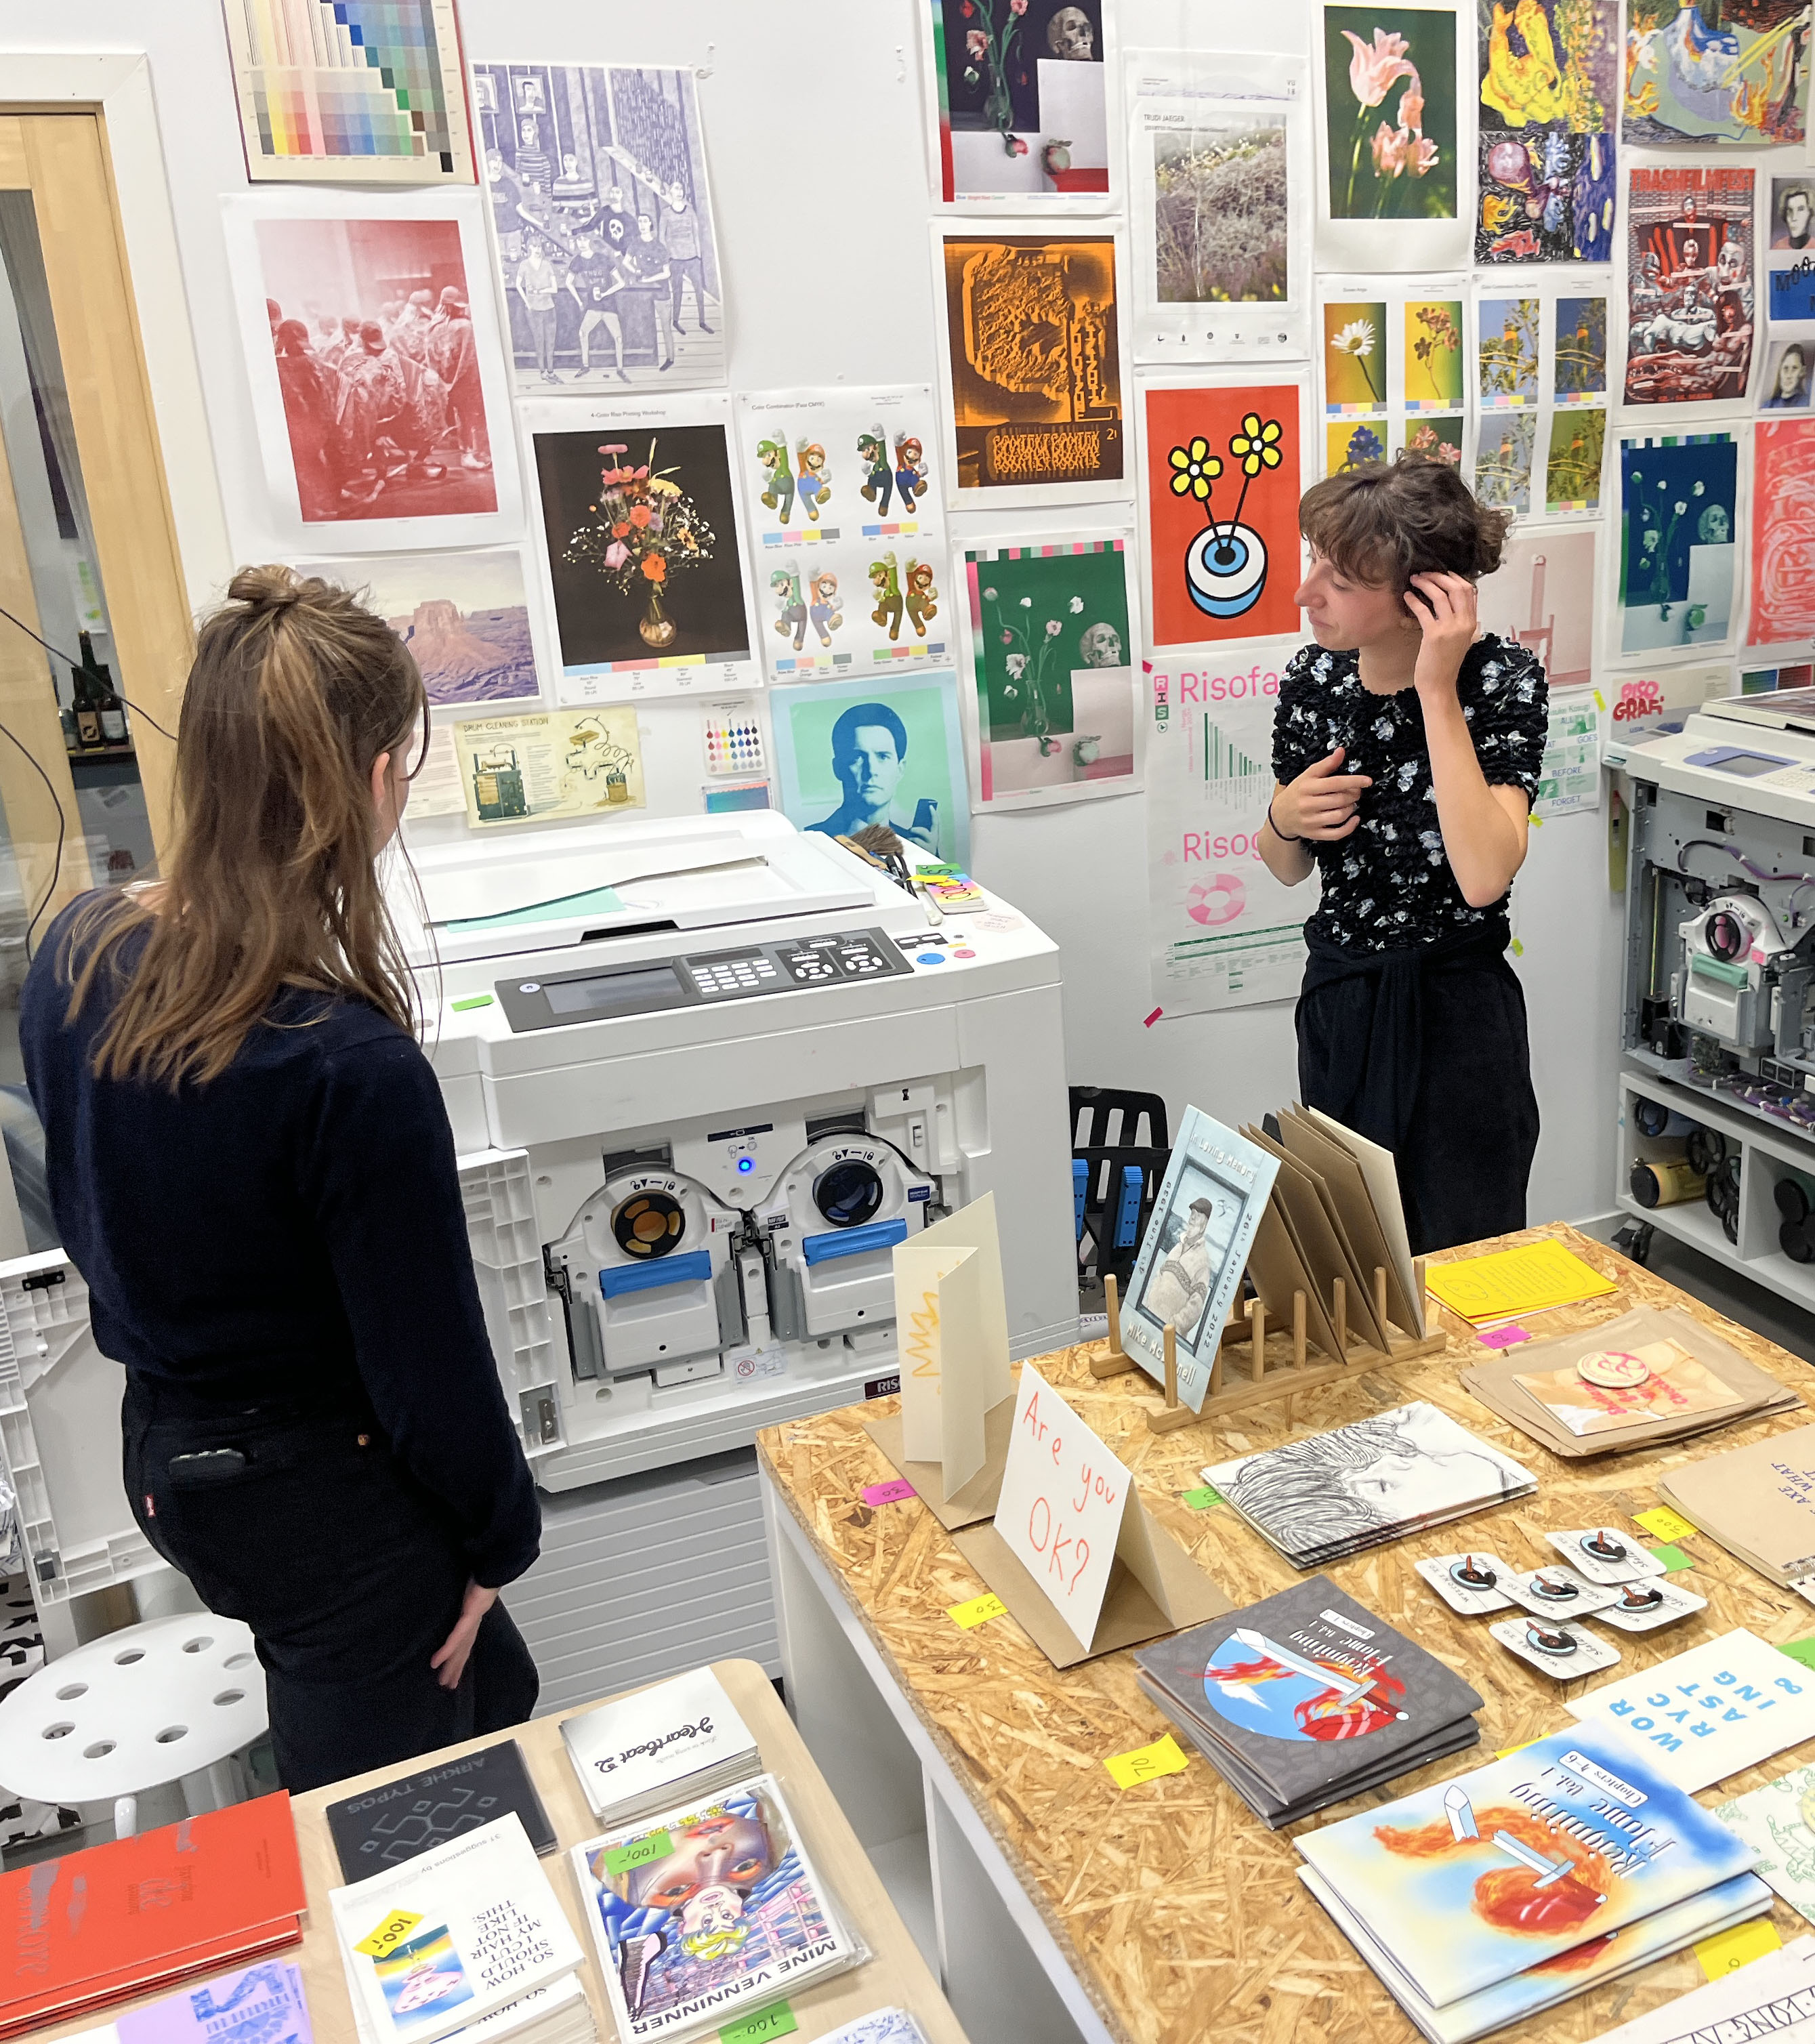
[0,810,1075,1701]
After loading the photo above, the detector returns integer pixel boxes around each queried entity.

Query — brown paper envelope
[951,1507,1233,1669]
[1243,1199,1345,1365]
[1280,1107,1421,1336]
[1642,1422,1815,1581]
[1245,1126,1388,1350]
[1463,1366,1793,1460]
[865,1395,1015,1530]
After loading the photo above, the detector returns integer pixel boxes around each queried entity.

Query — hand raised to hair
[1272,746,1373,843]
[1404,572,1480,701]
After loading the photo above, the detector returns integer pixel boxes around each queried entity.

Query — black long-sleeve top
[20,897,540,1589]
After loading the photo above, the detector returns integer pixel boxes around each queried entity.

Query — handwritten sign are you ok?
[995,1362,1138,1652]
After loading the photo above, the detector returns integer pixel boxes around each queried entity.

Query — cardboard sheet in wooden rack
[865,1196,1013,1530]
[952,1363,1232,1666]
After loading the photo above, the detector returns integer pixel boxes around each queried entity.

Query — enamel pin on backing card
[1491,1616,1622,1677]
[1501,1563,1623,1618]
[1544,1528,1669,1585]
[1416,1553,1519,1614]
[1594,1577,1707,1633]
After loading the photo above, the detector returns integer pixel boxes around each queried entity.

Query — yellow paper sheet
[1104,1734,1190,1789]
[1695,1918,1781,1980]
[1424,1239,1619,1322]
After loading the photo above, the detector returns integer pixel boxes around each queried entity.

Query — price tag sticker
[1696,1919,1781,1980]
[1634,1506,1698,1544]
[1181,1485,1223,1510]
[719,2001,798,2043]
[604,1830,673,1877]
[862,1479,916,1508]
[1104,1734,1190,1789]
[1782,1638,1815,1672]
[354,1909,424,1961]
[947,1591,1007,1630]
[1648,1544,1695,1573]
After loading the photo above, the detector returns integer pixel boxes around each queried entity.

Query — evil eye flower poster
[734,386,951,684]
[957,529,1140,809]
[1138,369,1310,650]
[1124,49,1315,362]
[1315,1,1471,271]
[1617,431,1742,660]
[921,0,1114,209]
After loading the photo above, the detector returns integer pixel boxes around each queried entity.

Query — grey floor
[1575,1210,1815,1369]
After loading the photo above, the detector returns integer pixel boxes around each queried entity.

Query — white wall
[4,0,1622,1226]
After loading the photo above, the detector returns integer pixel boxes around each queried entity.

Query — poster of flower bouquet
[1618,432,1738,656]
[526,398,757,701]
[1322,5,1459,222]
[924,0,1110,206]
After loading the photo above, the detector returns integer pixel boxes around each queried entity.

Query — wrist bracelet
[1267,798,1302,844]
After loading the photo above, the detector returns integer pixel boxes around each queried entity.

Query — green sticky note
[602,1829,672,1877]
[719,2003,797,2044]
[1649,1544,1695,1572]
[1781,1638,1815,1673]
[451,994,495,1011]
[1182,1485,1223,1510]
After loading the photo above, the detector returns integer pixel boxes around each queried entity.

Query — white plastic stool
[0,1612,266,1836]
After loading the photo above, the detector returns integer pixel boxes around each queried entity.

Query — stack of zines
[330,1813,593,2044]
[113,1960,312,2044]
[1295,1724,1772,2044]
[1133,1577,1483,1827]
[1656,1423,1815,1589]
[560,1665,759,1827]
[0,1794,306,2039]
[1201,1400,1536,1570]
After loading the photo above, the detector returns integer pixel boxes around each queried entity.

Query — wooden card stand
[1144,1323,1196,1434]
[1087,1273,1139,1379]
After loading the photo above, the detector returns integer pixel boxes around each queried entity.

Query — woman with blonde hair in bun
[20,565,540,1791]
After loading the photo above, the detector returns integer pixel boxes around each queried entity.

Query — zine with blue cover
[1295,1724,1757,2007]
[1117,1106,1277,1410]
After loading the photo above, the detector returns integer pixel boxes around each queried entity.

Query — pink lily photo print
[1322,6,1459,222]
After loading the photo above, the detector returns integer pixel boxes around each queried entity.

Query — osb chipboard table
[38,1659,971,2044]
[756,1222,1815,2044]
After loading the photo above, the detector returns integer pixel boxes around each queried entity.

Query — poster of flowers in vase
[1616,431,1741,659]
[957,530,1140,808]
[523,392,759,701]
[1138,371,1310,649]
[1315,3,1470,271]
[921,0,1112,208]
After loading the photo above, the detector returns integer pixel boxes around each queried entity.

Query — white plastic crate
[0,1251,157,1608]
[458,1147,564,1453]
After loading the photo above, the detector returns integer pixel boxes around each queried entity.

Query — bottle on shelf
[69,631,125,749]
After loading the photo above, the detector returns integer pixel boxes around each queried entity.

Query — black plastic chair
[1069,1088,1171,1291]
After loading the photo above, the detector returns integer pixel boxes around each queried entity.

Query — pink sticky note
[1478,1323,1531,1349]
[862,1480,916,1507]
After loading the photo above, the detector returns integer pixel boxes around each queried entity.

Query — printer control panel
[497,925,914,1032]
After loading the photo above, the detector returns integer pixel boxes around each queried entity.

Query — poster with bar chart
[223,0,475,184]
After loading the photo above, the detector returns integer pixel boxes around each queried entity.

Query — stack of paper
[1203,1401,1536,1569]
[572,1772,860,2043]
[1657,1425,1815,1590]
[0,1794,306,2038]
[1297,1726,1772,2044]
[1425,1238,1620,1325]
[1133,1577,1483,1827]
[820,2017,932,2044]
[327,1740,556,1879]
[1461,1306,1799,1459]
[1589,1937,1815,2044]
[116,1962,312,2044]
[1716,1761,1815,1924]
[560,1668,759,1827]
[330,1814,590,2044]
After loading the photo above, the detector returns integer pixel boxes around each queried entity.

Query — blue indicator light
[737,1156,755,1172]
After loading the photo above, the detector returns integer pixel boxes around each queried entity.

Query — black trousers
[123,1379,538,1793]
[1295,920,1540,1256]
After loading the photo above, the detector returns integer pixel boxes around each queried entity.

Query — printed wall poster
[1316,2,1469,271]
[1618,432,1740,658]
[1624,0,1809,146]
[1146,656,1310,1014]
[296,547,544,705]
[1748,417,1815,656]
[524,393,758,703]
[1476,0,1617,264]
[1474,278,1611,516]
[472,64,724,394]
[1765,179,1815,413]
[1741,660,1813,688]
[223,0,474,185]
[1475,523,1596,688]
[221,191,522,551]
[1623,166,1756,408]
[934,226,1130,506]
[1604,659,1729,744]
[1125,51,1314,361]
[451,707,644,827]
[770,669,971,867]
[1318,278,1469,475]
[923,0,1112,208]
[734,387,951,683]
[1139,371,1310,648]
[959,533,1138,809]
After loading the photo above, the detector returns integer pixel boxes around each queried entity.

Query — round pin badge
[1450,1557,1497,1589]
[1528,1572,1581,1601]
[1577,1348,1652,1388]
[1618,1582,1664,1610]
[1526,1624,1579,1656]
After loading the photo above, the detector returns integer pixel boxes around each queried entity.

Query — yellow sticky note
[355,1909,424,1961]
[1104,1734,1190,1789]
[1529,813,1545,828]
[1593,689,1606,712]
[1511,938,1525,956]
[947,1591,1007,1630]
[1696,1918,1781,1980]
[1634,1506,1698,1544]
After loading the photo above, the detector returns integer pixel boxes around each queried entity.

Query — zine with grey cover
[1134,1576,1481,1803]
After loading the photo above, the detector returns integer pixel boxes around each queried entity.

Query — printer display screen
[1709,753,1787,778]
[545,963,684,1016]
